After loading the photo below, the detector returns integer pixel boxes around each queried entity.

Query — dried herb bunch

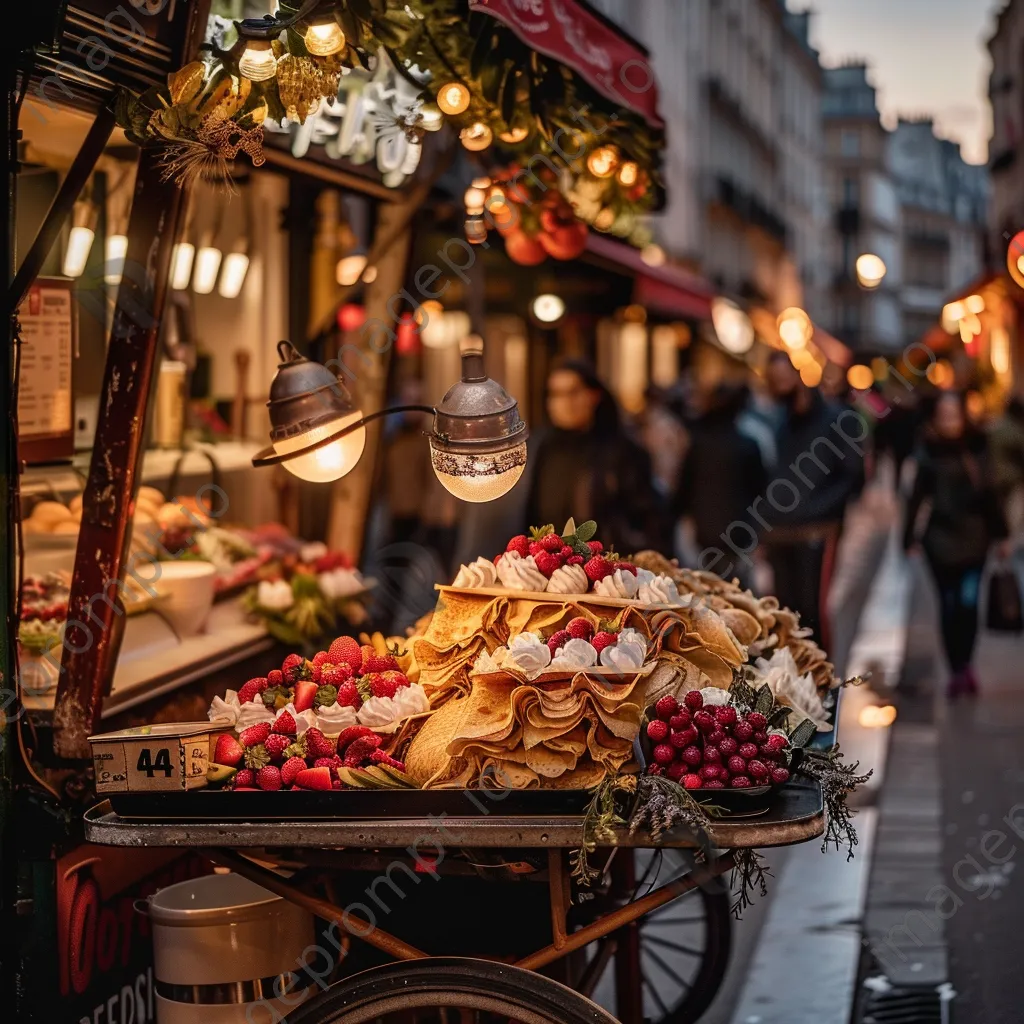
[797,746,873,859]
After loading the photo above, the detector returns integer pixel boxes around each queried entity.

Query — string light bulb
[855,253,887,289]
[104,234,128,285]
[419,102,444,132]
[498,125,528,144]
[170,242,195,290]
[436,81,470,116]
[617,161,639,186]
[464,186,487,215]
[303,16,345,56]
[460,122,493,152]
[336,252,368,287]
[218,252,249,298]
[238,38,277,82]
[193,245,223,294]
[587,146,619,178]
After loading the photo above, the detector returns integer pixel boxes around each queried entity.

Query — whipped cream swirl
[545,563,588,595]
[503,632,552,679]
[208,690,241,726]
[549,637,599,671]
[357,683,430,731]
[637,573,681,606]
[593,568,640,600]
[235,698,277,730]
[453,556,499,589]
[315,702,360,734]
[496,551,548,592]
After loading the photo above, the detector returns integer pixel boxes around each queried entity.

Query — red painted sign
[469,0,663,128]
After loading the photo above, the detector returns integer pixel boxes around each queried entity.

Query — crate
[89,722,214,794]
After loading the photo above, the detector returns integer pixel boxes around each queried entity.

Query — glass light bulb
[104,234,128,284]
[430,441,527,503]
[532,294,565,323]
[336,253,368,286]
[855,253,886,288]
[587,146,618,178]
[218,253,249,298]
[437,81,470,116]
[63,226,94,278]
[304,20,345,56]
[274,413,367,483]
[239,40,277,82]
[419,103,444,131]
[617,160,639,186]
[464,186,487,214]
[192,246,222,294]
[170,242,195,290]
[498,126,528,144]
[711,297,754,354]
[459,123,493,152]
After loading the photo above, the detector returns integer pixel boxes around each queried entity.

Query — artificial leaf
[576,520,597,542]
[768,705,792,728]
[561,517,577,538]
[754,683,774,716]
[789,718,817,749]
[168,61,205,105]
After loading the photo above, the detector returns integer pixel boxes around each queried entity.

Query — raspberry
[746,712,768,731]
[727,755,747,775]
[361,645,397,674]
[703,745,722,763]
[704,779,725,789]
[305,728,336,760]
[669,710,692,730]
[332,779,344,790]
[730,775,752,788]
[506,535,531,557]
[266,669,284,687]
[694,710,716,733]
[583,556,614,582]
[566,617,595,641]
[238,677,269,704]
[273,710,297,736]
[771,767,790,784]
[265,734,290,761]
[239,722,271,748]
[652,744,675,765]
[311,651,331,669]
[700,763,720,781]
[683,773,703,790]
[673,726,698,748]
[256,766,282,791]
[766,733,789,753]
[587,540,604,554]
[342,734,382,767]
[540,534,563,552]
[547,629,572,654]
[666,761,688,781]
[591,632,617,653]
[655,695,679,720]
[280,757,306,786]
[759,745,780,762]
[715,705,738,726]
[748,759,770,780]
[528,541,544,557]
[366,673,399,699]
[534,551,564,577]
[733,721,754,742]
[738,742,759,760]
[647,720,669,743]
[647,763,664,776]
[336,681,362,708]
[683,690,704,711]
[708,728,726,747]
[306,661,323,683]
[282,653,304,675]
[719,736,739,756]
[233,768,255,788]
[336,725,376,752]
[559,545,574,559]
[566,555,585,566]
[314,756,340,771]
[753,730,768,744]
[681,745,702,766]
[322,663,354,686]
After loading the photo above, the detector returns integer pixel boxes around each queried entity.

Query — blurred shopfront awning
[583,234,715,320]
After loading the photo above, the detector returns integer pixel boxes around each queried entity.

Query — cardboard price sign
[89,723,212,793]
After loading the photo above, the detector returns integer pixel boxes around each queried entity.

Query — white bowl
[152,560,216,637]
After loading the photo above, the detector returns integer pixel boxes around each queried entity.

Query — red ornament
[395,312,420,356]
[504,230,547,266]
[337,303,365,332]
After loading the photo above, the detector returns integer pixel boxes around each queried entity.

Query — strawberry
[281,653,305,680]
[311,651,331,669]
[214,733,244,767]
[306,661,323,683]
[305,728,336,760]
[322,662,353,686]
[566,555,584,566]
[493,552,504,564]
[272,710,298,736]
[239,722,272,748]
[293,680,318,714]
[534,551,563,577]
[237,677,269,705]
[314,756,343,773]
[539,534,563,552]
[360,645,398,674]
[587,540,604,554]
[336,681,362,709]
[370,749,406,771]
[584,556,614,582]
[265,733,290,761]
[528,541,544,557]
[257,764,283,791]
[559,545,574,559]
[547,629,571,654]
[342,734,382,767]
[295,766,332,791]
[266,669,284,687]
[591,631,617,653]
[280,756,306,786]
[327,635,363,671]
[232,768,255,788]
[381,669,409,689]
[614,562,637,575]
[366,673,399,699]
[505,535,530,558]
[566,617,595,640]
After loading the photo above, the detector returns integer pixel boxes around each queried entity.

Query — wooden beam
[261,146,401,203]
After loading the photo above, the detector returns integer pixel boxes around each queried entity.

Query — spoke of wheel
[645,934,704,958]
[642,972,672,1018]
[643,942,694,994]
[645,914,705,926]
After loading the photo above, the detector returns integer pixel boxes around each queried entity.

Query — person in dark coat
[525,360,671,554]
[673,382,767,590]
[761,352,864,649]
[904,392,1008,698]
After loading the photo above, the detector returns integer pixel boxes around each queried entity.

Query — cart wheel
[284,957,620,1024]
[584,850,732,1024]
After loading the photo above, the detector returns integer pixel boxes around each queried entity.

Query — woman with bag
[904,392,1011,698]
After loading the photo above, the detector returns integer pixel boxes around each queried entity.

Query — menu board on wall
[18,278,75,463]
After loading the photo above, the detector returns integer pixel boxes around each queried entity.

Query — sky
[795,0,1007,164]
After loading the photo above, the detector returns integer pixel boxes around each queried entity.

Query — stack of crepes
[632,551,838,695]
[401,587,749,789]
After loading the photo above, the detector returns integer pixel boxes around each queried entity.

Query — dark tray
[107,787,597,821]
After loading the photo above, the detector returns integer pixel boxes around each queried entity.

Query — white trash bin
[145,872,317,1024]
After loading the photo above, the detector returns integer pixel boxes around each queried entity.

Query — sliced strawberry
[213,733,244,767]
[293,680,318,714]
[239,722,272,748]
[295,766,333,791]
[335,725,376,753]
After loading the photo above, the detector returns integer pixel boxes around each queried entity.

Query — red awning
[583,234,714,319]
[468,0,663,129]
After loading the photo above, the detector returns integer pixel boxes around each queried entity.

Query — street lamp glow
[532,294,565,323]
[777,307,812,349]
[63,226,94,278]
[218,252,249,298]
[336,253,368,287]
[964,293,985,314]
[859,704,897,728]
[192,246,222,294]
[711,297,754,355]
[855,253,887,289]
[641,244,666,267]
[847,364,874,391]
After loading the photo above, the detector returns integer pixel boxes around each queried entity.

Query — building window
[840,129,860,157]
[842,177,859,206]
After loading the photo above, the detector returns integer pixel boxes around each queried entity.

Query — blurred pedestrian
[903,392,1009,698]
[673,382,767,590]
[875,383,921,493]
[989,396,1024,540]
[526,359,671,553]
[761,351,864,648]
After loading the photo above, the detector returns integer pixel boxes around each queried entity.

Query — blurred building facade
[587,0,828,320]
[988,0,1024,254]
